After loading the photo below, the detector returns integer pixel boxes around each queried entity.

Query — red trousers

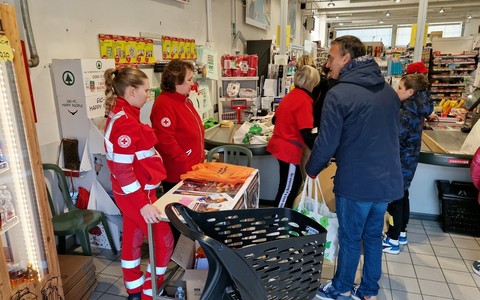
[115,190,174,299]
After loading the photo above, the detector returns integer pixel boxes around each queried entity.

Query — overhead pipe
[206,0,213,43]
[231,0,246,53]
[413,0,428,62]
[20,0,39,67]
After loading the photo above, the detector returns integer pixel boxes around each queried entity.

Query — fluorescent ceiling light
[327,0,335,7]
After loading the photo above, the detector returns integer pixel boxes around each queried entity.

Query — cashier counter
[205,112,479,217]
[410,120,474,219]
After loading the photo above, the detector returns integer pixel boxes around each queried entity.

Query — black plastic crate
[165,203,327,300]
[435,180,480,236]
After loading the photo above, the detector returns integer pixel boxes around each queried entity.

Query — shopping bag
[460,120,480,154]
[232,121,273,144]
[294,176,339,262]
[293,162,336,212]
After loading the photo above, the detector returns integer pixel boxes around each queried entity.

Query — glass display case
[0,4,63,299]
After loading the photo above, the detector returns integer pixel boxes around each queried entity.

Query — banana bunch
[438,99,465,113]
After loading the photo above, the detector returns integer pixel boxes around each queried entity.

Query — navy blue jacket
[400,90,433,190]
[306,56,403,202]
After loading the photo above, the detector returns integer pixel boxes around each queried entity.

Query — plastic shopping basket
[165,203,327,300]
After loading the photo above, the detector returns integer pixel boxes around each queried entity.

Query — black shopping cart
[165,203,327,300]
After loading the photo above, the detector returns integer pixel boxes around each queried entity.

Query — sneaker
[382,237,400,254]
[316,280,352,300]
[399,232,408,245]
[473,261,480,276]
[127,293,141,300]
[351,285,377,300]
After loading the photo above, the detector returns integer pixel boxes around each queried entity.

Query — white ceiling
[300,0,480,29]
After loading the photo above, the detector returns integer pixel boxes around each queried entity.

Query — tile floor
[85,218,480,300]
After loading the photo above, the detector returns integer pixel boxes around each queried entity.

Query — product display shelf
[429,53,478,102]
[218,77,259,122]
[0,4,63,299]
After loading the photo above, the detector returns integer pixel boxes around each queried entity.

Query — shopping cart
[165,203,327,300]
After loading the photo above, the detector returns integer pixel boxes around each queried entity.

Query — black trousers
[386,189,410,240]
[273,159,303,209]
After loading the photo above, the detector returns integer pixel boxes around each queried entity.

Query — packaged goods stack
[58,255,97,300]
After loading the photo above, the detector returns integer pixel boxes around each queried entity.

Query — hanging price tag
[0,36,14,62]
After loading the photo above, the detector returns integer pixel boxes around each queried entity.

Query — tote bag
[294,176,339,262]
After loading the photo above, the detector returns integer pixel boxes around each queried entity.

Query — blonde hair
[294,65,320,90]
[104,67,148,114]
[296,55,316,68]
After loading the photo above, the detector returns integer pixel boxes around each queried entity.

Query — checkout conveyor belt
[420,123,472,168]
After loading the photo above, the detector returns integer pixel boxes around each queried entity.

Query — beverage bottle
[174,286,186,300]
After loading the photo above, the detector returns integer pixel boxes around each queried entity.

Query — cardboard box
[58,255,95,295]
[65,271,96,300]
[183,269,208,300]
[171,234,195,270]
[169,235,208,300]
[80,280,98,300]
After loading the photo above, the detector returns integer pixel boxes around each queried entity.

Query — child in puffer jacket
[383,72,433,254]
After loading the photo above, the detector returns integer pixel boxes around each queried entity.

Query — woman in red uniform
[150,59,205,192]
[267,65,320,208]
[104,67,173,300]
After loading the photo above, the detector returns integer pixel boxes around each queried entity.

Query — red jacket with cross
[150,91,205,183]
[104,97,167,209]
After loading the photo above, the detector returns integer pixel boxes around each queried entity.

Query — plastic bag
[233,121,273,144]
[180,162,255,186]
[294,177,339,263]
[460,120,480,154]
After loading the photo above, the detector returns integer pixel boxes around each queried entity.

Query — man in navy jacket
[307,35,403,300]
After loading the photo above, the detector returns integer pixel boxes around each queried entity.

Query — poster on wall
[246,0,271,30]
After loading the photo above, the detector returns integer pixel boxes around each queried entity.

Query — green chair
[207,145,253,167]
[43,163,118,256]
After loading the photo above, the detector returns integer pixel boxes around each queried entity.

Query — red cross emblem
[118,135,131,148]
[161,117,171,127]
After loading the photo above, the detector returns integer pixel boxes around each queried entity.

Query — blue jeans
[332,196,388,297]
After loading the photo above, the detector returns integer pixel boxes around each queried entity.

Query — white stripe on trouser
[125,275,145,290]
[147,263,167,275]
[143,288,152,296]
[121,258,141,269]
[278,163,296,208]
[143,277,152,296]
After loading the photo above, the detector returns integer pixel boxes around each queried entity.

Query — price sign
[0,36,13,62]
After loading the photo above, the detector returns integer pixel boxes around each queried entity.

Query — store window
[394,22,462,47]
[336,27,393,48]
[395,26,412,47]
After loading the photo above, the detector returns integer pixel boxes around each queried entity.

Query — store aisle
[86,218,480,300]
